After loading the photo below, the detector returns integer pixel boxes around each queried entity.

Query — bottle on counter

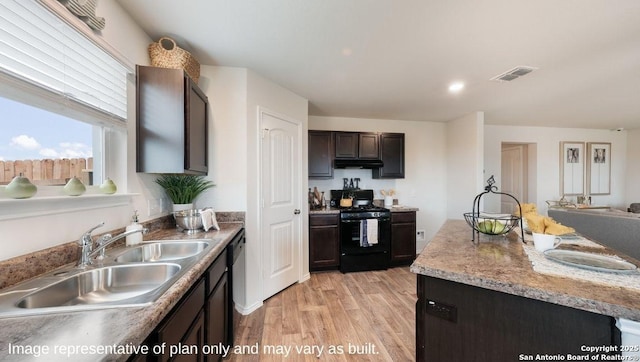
[126,210,143,246]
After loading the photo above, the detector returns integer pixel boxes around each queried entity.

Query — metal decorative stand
[463,176,525,243]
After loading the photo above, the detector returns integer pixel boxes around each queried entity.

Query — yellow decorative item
[543,218,575,235]
[524,213,574,236]
[524,214,545,234]
[515,203,537,217]
[148,37,200,83]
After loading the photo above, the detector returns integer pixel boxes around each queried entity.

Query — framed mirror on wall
[587,142,611,195]
[560,141,585,196]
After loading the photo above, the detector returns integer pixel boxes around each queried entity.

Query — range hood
[334,159,384,169]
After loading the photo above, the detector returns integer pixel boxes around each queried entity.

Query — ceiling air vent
[491,66,537,82]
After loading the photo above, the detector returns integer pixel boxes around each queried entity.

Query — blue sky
[0,97,92,161]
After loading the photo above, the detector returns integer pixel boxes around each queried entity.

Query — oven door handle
[341,217,390,223]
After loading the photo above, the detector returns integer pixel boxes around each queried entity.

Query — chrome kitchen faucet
[77,222,148,267]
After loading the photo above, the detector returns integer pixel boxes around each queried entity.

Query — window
[0,0,131,196]
[0,96,99,186]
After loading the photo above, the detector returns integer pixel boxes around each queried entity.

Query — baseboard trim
[235,300,263,315]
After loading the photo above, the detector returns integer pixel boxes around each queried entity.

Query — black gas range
[330,189,391,273]
[339,205,391,221]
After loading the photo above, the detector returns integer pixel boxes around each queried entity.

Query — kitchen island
[411,220,640,361]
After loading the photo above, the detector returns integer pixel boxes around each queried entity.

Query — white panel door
[261,110,301,300]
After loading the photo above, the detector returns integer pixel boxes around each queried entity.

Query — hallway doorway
[501,143,536,213]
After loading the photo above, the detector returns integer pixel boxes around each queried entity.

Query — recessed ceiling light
[448,82,465,93]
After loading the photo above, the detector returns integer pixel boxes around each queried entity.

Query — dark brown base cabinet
[416,275,620,361]
[309,214,340,271]
[130,247,232,362]
[205,247,229,362]
[390,211,416,265]
[310,212,416,270]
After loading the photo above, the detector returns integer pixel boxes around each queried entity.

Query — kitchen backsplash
[0,212,245,290]
[310,168,399,201]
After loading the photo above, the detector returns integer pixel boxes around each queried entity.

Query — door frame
[257,106,305,300]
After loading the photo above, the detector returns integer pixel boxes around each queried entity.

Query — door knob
[294,209,301,215]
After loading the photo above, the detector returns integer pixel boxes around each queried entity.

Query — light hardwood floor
[228,267,417,361]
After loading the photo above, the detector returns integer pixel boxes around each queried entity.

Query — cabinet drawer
[206,250,227,296]
[157,279,205,347]
[310,214,340,226]
[392,211,416,223]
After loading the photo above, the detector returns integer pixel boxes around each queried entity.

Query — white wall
[243,70,309,313]
[446,112,485,219]
[96,1,150,66]
[195,66,248,212]
[626,129,640,204]
[484,125,629,214]
[309,116,448,252]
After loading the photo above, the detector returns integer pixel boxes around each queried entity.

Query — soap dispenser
[125,210,143,246]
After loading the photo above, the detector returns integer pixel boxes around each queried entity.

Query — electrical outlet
[148,198,163,216]
[416,230,425,241]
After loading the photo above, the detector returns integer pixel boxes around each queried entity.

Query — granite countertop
[410,219,640,321]
[0,222,244,362]
[309,207,340,214]
[388,205,419,212]
[308,206,419,214]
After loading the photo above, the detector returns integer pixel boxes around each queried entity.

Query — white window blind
[0,0,128,121]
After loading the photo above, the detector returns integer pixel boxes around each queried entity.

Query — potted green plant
[155,174,214,212]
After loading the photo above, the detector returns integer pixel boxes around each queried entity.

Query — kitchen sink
[113,241,210,263]
[16,263,181,309]
[0,238,218,318]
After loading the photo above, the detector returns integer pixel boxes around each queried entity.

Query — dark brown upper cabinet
[334,132,379,159]
[334,132,359,158]
[308,131,334,179]
[136,65,209,174]
[358,133,380,159]
[373,133,405,179]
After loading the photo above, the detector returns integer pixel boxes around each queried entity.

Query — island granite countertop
[410,219,640,321]
[0,222,244,362]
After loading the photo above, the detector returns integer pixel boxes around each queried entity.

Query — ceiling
[116,0,640,130]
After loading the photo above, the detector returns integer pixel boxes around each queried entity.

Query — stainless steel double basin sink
[0,239,218,318]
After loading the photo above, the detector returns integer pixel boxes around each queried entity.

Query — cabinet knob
[294,209,301,215]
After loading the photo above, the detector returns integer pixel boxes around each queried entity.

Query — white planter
[172,203,194,213]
